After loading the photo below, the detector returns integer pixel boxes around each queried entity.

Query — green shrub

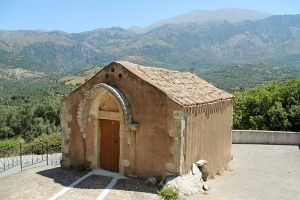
[0,137,21,149]
[22,133,61,154]
[157,185,179,200]
[233,78,300,131]
[32,132,61,148]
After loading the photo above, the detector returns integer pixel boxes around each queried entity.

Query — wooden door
[100,119,120,172]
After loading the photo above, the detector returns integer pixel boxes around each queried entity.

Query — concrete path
[188,144,300,200]
[0,144,299,200]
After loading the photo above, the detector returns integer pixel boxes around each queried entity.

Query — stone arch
[77,83,138,174]
[77,83,132,138]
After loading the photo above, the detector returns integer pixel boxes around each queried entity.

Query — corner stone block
[66,114,72,122]
[172,142,181,156]
[62,133,70,140]
[166,163,174,173]
[169,129,180,137]
[174,119,182,130]
[120,159,130,167]
[65,127,71,135]
[181,119,185,130]
[172,110,184,120]
[88,156,96,166]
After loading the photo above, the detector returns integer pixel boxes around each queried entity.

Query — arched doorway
[77,83,136,174]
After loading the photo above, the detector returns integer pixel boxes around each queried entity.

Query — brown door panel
[100,119,120,172]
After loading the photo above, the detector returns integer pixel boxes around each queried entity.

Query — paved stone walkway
[0,144,299,200]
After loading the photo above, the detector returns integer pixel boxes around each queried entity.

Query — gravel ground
[0,144,299,200]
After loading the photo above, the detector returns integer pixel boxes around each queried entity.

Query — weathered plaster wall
[182,100,233,176]
[61,62,182,178]
[103,63,182,178]
[60,94,86,167]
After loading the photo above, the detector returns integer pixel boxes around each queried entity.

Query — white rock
[196,159,207,167]
[203,184,209,191]
[165,169,204,197]
[192,163,200,175]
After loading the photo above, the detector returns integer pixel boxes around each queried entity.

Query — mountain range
[128,7,272,33]
[0,8,299,74]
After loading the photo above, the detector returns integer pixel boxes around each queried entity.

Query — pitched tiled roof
[116,61,234,107]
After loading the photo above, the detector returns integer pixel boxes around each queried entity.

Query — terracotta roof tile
[117,61,234,107]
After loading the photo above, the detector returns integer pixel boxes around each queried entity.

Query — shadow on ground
[37,167,158,197]
[37,167,88,186]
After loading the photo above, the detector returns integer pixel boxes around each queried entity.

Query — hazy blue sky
[0,0,299,33]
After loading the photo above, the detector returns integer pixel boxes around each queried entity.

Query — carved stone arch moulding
[77,83,133,138]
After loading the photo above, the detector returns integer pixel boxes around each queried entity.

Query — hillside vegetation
[0,62,104,144]
[0,76,73,143]
[200,63,300,92]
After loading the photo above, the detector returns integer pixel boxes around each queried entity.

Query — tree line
[233,77,300,131]
[0,75,77,147]
[0,73,299,147]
